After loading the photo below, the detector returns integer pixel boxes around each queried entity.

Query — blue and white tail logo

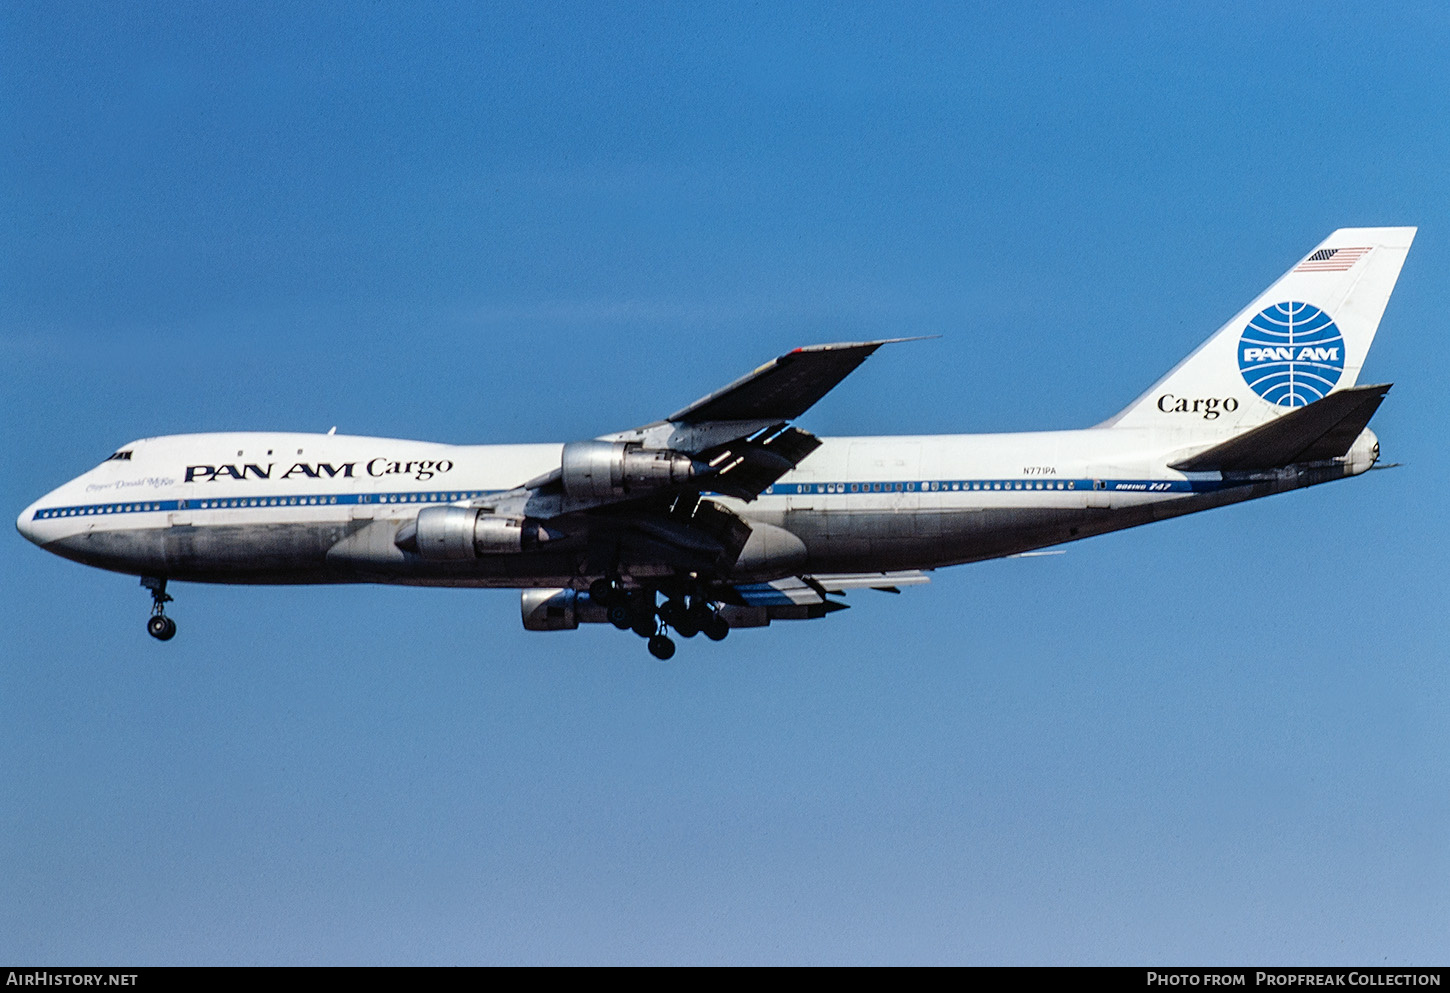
[1238,302,1345,407]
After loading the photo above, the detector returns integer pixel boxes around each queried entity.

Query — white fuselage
[16,426,1373,588]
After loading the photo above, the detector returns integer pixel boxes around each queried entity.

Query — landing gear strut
[141,576,176,641]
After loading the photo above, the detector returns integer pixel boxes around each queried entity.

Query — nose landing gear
[141,576,176,641]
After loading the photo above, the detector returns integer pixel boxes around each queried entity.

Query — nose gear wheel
[141,576,177,641]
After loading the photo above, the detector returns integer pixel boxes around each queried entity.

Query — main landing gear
[588,578,728,660]
[141,576,176,641]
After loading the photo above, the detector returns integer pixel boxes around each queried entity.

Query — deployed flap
[698,425,822,500]
[669,338,922,424]
[735,571,930,606]
[1169,383,1390,472]
[810,570,932,593]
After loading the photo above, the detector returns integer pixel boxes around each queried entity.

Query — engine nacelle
[560,440,697,502]
[520,588,608,630]
[398,506,554,560]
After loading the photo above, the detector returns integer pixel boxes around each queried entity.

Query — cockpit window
[105,451,133,461]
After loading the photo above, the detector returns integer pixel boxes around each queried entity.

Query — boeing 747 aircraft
[17,227,1414,658]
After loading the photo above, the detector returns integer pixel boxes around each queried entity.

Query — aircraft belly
[44,520,591,587]
[43,528,171,577]
[783,486,1283,571]
[168,523,349,576]
[790,507,1100,571]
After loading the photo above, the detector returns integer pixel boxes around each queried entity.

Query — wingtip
[793,334,940,353]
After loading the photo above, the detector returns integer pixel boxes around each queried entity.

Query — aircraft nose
[17,499,46,546]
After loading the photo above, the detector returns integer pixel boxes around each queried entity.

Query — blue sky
[3,2,1448,964]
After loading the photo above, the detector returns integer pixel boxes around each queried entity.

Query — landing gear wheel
[607,604,632,630]
[660,600,697,638]
[702,614,729,642]
[631,612,658,638]
[147,615,177,641]
[685,604,720,640]
[647,634,676,661]
[589,578,616,605]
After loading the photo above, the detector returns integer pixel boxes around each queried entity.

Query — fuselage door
[168,494,193,526]
[848,441,922,546]
[1083,467,1135,509]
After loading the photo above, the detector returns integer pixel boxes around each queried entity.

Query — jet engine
[521,588,609,630]
[560,440,697,502]
[396,506,555,560]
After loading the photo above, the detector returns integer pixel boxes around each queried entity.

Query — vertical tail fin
[1102,227,1415,432]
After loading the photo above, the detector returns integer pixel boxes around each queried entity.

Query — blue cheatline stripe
[35,499,183,519]
[30,476,1236,522]
[763,477,1229,496]
[31,489,507,521]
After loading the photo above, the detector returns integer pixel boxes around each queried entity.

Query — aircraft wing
[495,339,913,580]
[520,338,913,512]
[668,339,917,423]
[657,338,925,500]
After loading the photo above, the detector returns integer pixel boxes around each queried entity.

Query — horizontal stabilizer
[1169,384,1390,472]
[669,338,926,424]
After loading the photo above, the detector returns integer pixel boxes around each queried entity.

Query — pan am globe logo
[1238,302,1345,406]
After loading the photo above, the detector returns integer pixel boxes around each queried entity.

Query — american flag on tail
[1294,246,1371,272]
